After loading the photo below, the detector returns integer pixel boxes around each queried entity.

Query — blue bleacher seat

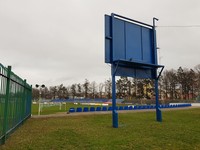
[102,106,107,111]
[129,106,133,110]
[150,105,154,109]
[119,106,123,110]
[142,105,146,109]
[96,107,101,111]
[90,107,95,112]
[83,107,89,112]
[69,108,75,113]
[76,107,82,112]
[124,106,129,110]
[108,106,112,111]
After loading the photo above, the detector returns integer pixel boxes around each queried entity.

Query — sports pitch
[1,107,200,150]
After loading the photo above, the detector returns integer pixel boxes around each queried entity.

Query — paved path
[31,106,199,119]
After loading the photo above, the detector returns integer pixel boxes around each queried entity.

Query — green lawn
[1,108,200,150]
[31,103,75,115]
[31,103,119,115]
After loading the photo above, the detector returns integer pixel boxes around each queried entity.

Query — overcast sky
[0,0,200,87]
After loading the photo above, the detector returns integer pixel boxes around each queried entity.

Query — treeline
[32,64,200,102]
[160,65,200,100]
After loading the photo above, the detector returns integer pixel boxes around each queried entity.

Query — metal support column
[111,64,118,128]
[153,17,162,122]
[155,78,162,122]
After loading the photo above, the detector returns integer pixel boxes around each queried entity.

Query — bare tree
[166,69,177,99]
[195,64,200,98]
[162,71,169,99]
[127,78,132,98]
[137,79,144,100]
[121,77,129,98]
[31,64,200,101]
[187,69,196,99]
[83,79,90,98]
[91,81,97,99]
[132,78,137,98]
[116,78,123,98]
[43,87,50,99]
[177,67,188,99]
[77,83,82,97]
[71,84,77,99]
[50,86,57,99]
[32,88,39,101]
[57,84,67,99]
[98,83,104,98]
[105,79,112,99]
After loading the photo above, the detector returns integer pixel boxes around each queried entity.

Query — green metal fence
[0,64,32,145]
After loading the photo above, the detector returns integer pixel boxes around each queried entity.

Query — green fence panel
[0,64,32,145]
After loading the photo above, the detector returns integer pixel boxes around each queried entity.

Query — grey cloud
[0,0,200,86]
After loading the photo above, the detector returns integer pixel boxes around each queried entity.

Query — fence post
[2,66,11,144]
[22,79,26,123]
[29,85,32,118]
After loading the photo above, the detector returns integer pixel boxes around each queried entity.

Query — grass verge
[1,108,200,150]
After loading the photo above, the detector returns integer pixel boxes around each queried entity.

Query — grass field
[31,103,121,115]
[1,108,200,150]
[31,103,75,115]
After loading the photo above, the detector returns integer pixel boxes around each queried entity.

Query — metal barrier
[0,64,32,145]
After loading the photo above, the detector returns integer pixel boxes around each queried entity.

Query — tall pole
[38,91,41,115]
[111,64,118,128]
[155,78,162,121]
[153,18,162,122]
[36,84,45,116]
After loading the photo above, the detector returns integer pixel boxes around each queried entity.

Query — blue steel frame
[105,13,164,128]
[153,18,163,122]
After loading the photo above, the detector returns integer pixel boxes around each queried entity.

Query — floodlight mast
[35,84,45,115]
